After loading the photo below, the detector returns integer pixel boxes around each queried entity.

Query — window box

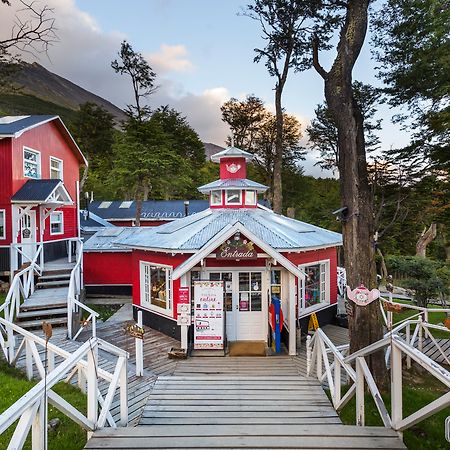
[225,189,242,205]
[0,210,5,239]
[23,147,41,179]
[50,212,64,235]
[140,261,173,315]
[299,260,330,313]
[50,157,63,180]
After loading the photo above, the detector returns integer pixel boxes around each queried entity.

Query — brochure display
[193,280,224,350]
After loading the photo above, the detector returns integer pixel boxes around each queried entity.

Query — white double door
[20,211,36,263]
[207,270,267,342]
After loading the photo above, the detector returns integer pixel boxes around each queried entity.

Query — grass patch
[332,370,450,450]
[0,359,87,450]
[85,303,122,322]
[388,298,450,339]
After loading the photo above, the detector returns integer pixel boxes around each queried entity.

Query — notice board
[193,280,224,350]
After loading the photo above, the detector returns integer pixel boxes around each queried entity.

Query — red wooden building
[0,115,87,275]
[109,147,342,355]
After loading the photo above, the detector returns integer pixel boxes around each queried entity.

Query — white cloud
[146,44,194,74]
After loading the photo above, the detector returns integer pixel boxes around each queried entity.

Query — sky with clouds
[1,0,410,177]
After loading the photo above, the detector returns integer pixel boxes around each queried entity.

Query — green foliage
[373,0,450,172]
[307,81,382,171]
[334,372,450,450]
[0,360,87,450]
[386,255,449,307]
[111,41,157,121]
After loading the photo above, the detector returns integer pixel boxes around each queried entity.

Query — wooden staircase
[15,268,71,330]
[86,357,406,449]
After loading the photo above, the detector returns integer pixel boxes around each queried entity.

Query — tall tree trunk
[135,181,143,226]
[272,87,284,213]
[416,223,437,257]
[313,0,384,382]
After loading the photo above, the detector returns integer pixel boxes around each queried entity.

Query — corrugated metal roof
[116,206,342,251]
[0,115,56,136]
[11,179,61,201]
[83,227,136,252]
[198,178,268,193]
[210,146,254,162]
[89,199,210,221]
[79,210,114,230]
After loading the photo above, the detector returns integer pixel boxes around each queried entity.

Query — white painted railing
[307,325,450,439]
[0,320,128,450]
[67,239,99,340]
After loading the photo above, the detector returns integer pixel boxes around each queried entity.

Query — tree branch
[312,34,328,80]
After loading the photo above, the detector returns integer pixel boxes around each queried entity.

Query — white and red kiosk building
[115,147,342,355]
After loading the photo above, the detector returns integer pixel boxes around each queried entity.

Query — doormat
[229,341,266,357]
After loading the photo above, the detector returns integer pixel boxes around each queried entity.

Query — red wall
[285,247,338,304]
[219,157,246,179]
[0,121,82,245]
[84,252,132,285]
[132,250,190,319]
[0,138,13,244]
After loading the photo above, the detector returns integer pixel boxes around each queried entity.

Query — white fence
[307,323,450,439]
[0,319,128,450]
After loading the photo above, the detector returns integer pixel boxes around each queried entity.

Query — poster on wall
[193,280,224,350]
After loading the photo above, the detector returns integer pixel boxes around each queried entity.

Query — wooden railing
[307,324,450,440]
[67,239,99,340]
[0,319,128,450]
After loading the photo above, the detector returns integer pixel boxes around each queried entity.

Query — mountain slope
[0,62,126,122]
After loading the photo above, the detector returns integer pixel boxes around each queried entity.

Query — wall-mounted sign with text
[217,234,257,260]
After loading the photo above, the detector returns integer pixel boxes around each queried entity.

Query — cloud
[146,44,194,74]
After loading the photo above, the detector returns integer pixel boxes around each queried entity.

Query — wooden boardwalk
[87,355,405,449]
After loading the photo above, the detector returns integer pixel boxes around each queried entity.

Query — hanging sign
[124,323,145,340]
[22,228,31,238]
[193,281,224,350]
[346,285,380,307]
[217,234,257,260]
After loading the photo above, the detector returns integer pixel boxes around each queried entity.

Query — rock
[47,418,61,431]
[0,280,10,293]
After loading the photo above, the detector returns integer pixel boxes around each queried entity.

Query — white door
[235,271,266,341]
[208,270,266,342]
[20,211,36,263]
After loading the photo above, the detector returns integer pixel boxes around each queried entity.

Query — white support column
[87,341,98,438]
[288,273,296,355]
[391,341,403,431]
[32,396,46,449]
[356,357,365,426]
[119,356,128,427]
[136,310,144,377]
[25,340,33,380]
[181,325,188,351]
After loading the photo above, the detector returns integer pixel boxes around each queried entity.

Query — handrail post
[356,357,365,426]
[68,239,72,263]
[418,316,423,352]
[316,334,323,380]
[119,356,128,427]
[87,339,98,438]
[136,310,143,377]
[306,335,312,377]
[334,356,341,407]
[391,341,403,432]
[68,296,73,339]
[32,396,46,449]
[406,323,411,369]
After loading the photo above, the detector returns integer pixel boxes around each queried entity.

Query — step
[85,424,406,449]
[41,269,72,277]
[38,273,71,281]
[36,280,70,289]
[16,316,68,330]
[16,307,68,320]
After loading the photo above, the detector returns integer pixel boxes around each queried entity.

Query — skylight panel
[119,201,133,208]
[99,201,112,208]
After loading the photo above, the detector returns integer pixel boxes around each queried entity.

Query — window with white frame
[225,189,241,205]
[0,210,5,239]
[50,212,64,235]
[211,190,222,206]
[23,148,41,179]
[50,157,63,180]
[245,190,257,205]
[140,262,172,313]
[299,260,329,310]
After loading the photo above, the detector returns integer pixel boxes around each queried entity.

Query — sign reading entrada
[217,235,257,260]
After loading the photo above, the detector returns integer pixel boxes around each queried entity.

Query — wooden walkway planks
[86,424,406,449]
